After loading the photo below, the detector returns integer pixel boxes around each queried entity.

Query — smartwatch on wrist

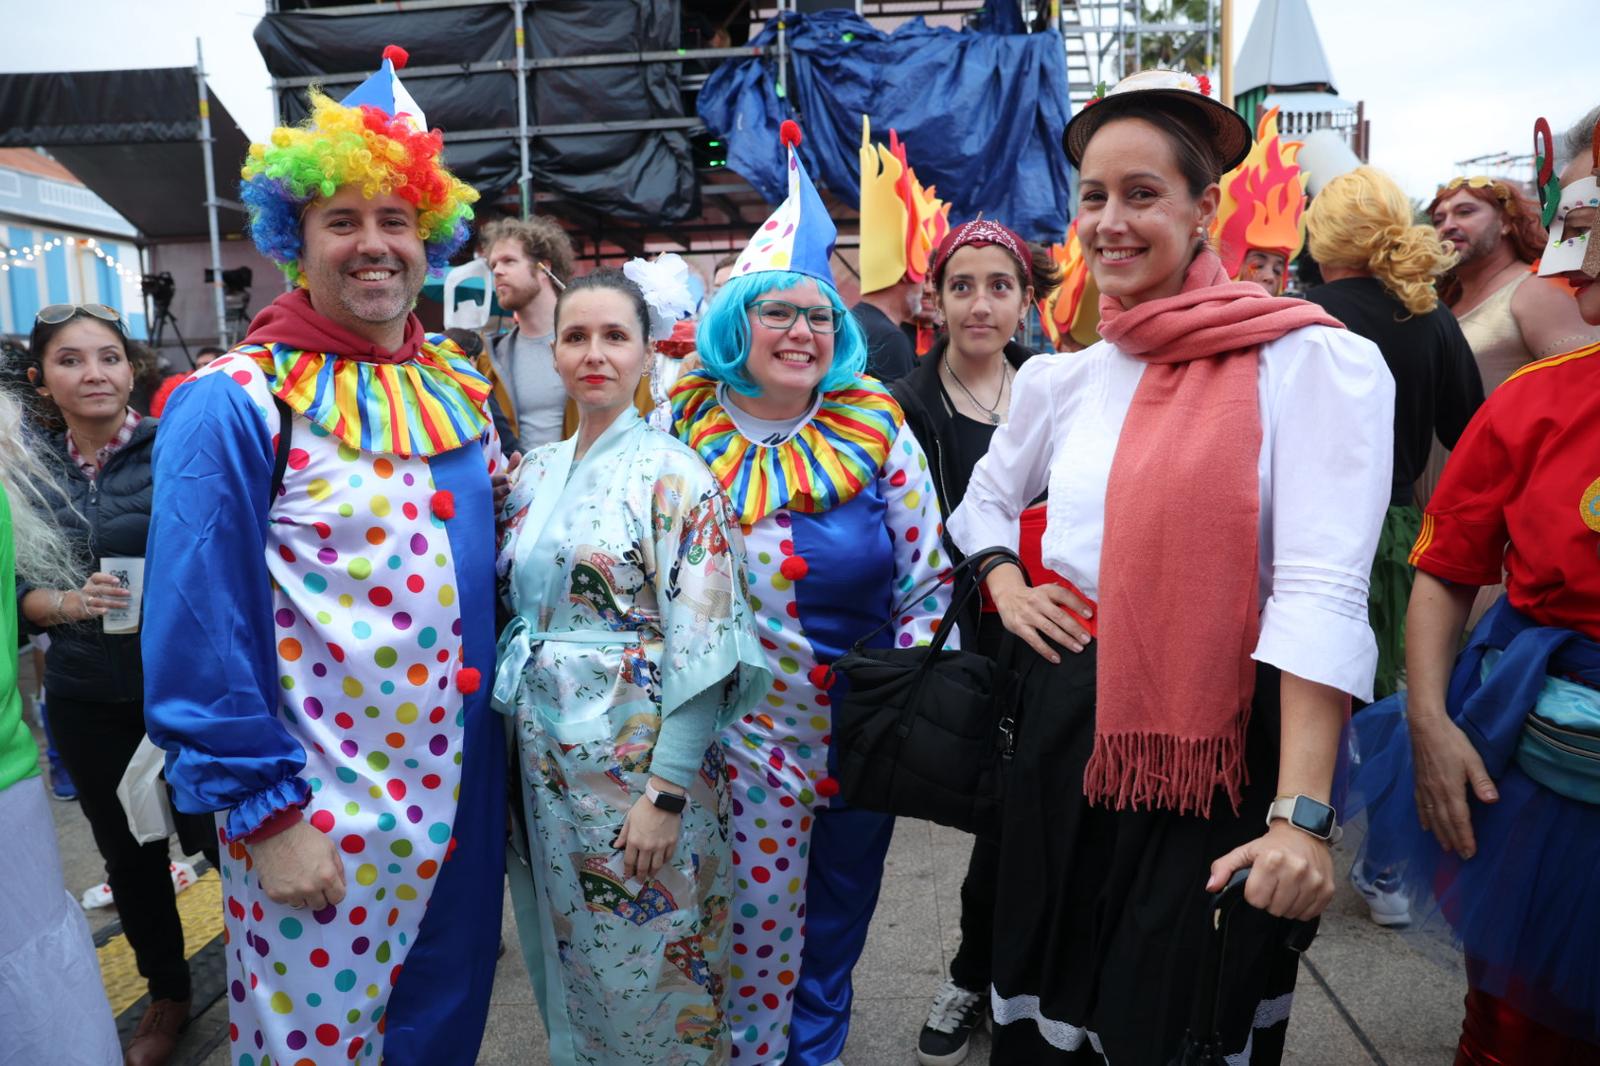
[1265,794,1342,845]
[644,782,687,814]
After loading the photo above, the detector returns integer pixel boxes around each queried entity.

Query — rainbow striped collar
[670,371,902,525]
[239,338,492,457]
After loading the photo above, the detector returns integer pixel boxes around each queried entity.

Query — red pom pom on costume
[430,490,455,520]
[383,44,410,70]
[779,119,802,148]
[455,667,481,695]
[816,776,841,798]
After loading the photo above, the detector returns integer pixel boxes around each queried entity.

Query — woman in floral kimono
[497,263,771,1065]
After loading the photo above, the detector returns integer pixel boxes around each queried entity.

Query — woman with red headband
[947,71,1394,1064]
[888,218,1070,1066]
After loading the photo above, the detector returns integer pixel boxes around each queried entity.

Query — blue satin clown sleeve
[144,373,310,840]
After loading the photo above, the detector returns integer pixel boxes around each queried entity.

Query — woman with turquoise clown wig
[670,120,953,1065]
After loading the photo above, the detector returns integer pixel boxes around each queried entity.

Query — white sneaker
[916,979,985,1066]
[79,882,114,910]
[78,862,198,912]
[169,861,199,894]
[1350,863,1411,927]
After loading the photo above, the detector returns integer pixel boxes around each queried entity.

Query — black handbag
[831,548,1031,838]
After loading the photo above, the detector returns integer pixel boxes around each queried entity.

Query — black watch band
[645,782,687,814]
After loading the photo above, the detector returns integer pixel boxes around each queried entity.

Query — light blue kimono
[496,409,771,1065]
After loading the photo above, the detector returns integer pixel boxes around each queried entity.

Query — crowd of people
[4,42,1600,1066]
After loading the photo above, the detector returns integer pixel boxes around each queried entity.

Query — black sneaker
[916,979,985,1066]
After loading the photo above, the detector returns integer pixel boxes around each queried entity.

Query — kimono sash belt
[492,615,642,715]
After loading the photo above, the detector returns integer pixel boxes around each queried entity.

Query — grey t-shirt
[493,328,567,448]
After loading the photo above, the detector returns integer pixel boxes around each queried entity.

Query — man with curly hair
[142,47,508,1066]
[482,215,577,446]
[1429,176,1600,392]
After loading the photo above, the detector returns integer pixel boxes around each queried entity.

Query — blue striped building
[0,148,147,341]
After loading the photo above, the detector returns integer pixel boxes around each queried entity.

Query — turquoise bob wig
[693,270,867,397]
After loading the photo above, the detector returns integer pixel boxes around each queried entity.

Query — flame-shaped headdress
[1038,220,1099,349]
[858,116,952,294]
[1212,108,1307,279]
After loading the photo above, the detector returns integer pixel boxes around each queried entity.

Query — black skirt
[988,643,1308,1066]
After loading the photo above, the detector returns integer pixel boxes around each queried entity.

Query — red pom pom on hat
[779,119,802,148]
[383,44,410,70]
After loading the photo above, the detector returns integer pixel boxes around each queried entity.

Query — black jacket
[29,417,157,703]
[890,339,1032,645]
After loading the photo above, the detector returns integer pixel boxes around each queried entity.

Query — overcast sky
[0,0,1589,202]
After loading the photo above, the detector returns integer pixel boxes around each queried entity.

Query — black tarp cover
[0,67,253,240]
[253,1,697,223]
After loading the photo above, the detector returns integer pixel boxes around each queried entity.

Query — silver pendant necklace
[944,351,1008,424]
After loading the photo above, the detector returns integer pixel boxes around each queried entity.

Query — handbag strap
[891,552,1034,738]
[846,546,1027,662]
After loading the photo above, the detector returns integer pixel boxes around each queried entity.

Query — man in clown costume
[143,47,506,1065]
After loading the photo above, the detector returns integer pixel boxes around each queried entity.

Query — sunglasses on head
[35,303,127,331]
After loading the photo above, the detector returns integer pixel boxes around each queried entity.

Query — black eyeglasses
[751,299,841,334]
[35,303,127,332]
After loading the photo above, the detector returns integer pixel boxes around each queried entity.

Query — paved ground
[33,694,1464,1064]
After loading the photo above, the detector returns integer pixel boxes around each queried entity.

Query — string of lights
[0,235,138,279]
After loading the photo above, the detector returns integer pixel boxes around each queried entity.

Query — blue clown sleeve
[144,372,311,841]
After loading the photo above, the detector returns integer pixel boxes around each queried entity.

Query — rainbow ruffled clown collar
[670,371,903,526]
[240,339,491,458]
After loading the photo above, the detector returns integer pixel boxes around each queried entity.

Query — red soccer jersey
[1410,341,1600,639]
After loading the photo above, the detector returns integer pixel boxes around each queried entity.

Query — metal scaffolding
[1053,1,1220,109]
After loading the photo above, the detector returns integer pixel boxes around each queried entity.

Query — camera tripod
[148,302,192,365]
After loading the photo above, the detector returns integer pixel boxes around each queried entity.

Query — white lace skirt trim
[990,987,1296,1064]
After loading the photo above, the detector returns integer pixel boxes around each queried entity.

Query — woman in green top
[0,387,120,1062]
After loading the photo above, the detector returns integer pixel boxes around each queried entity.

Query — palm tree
[1127,0,1214,77]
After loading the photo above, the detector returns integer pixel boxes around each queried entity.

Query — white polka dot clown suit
[670,119,952,1063]
[142,47,507,1066]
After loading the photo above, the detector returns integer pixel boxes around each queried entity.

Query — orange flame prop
[1213,108,1307,280]
[859,116,951,293]
[890,129,950,284]
[1039,220,1098,349]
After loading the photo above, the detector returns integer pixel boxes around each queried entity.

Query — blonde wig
[0,389,81,591]
[1306,167,1457,316]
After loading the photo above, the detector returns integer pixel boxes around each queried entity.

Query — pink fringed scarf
[1089,251,1342,817]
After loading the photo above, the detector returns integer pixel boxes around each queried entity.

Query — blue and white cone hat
[731,120,836,287]
[339,44,427,132]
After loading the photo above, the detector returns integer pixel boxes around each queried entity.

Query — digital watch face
[1292,795,1337,840]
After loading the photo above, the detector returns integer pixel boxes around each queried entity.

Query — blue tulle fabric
[1345,597,1600,1043]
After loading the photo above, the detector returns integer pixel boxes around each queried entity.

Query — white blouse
[948,323,1395,700]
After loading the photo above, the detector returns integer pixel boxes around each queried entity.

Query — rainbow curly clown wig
[240,46,478,285]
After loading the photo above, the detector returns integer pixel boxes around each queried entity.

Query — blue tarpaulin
[697,11,1074,243]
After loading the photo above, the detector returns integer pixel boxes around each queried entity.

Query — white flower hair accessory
[623,253,697,342]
